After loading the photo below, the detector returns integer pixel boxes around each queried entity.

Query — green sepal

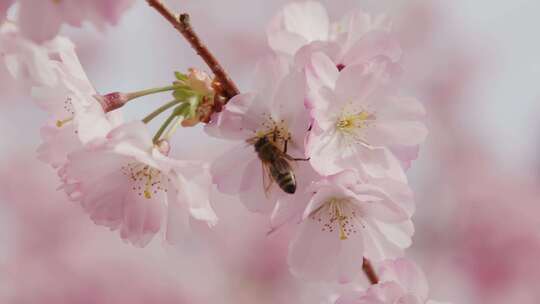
[174,71,188,81]
[172,88,197,101]
[186,95,201,119]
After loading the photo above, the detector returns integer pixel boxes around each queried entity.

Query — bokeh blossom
[336,259,451,304]
[9,0,135,43]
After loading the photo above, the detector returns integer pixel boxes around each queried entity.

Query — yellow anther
[332,202,349,240]
[143,170,153,199]
[55,117,73,128]
[144,190,152,199]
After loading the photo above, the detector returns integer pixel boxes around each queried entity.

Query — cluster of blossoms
[207,3,442,302]
[1,1,450,303]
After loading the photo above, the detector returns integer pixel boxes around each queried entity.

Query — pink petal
[210,145,254,194]
[335,64,380,105]
[238,158,281,213]
[343,31,402,66]
[120,190,163,247]
[173,167,217,225]
[165,188,191,245]
[362,218,406,262]
[288,217,340,281]
[267,1,329,55]
[18,0,62,43]
[37,124,82,168]
[282,1,329,43]
[205,93,261,140]
[379,258,429,301]
[364,121,428,147]
[271,69,310,154]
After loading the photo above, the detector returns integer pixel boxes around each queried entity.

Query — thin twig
[146,0,240,102]
[362,258,379,285]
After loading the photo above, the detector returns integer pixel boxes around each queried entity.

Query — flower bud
[155,139,171,156]
[94,92,129,113]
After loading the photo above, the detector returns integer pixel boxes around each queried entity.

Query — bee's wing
[261,161,274,198]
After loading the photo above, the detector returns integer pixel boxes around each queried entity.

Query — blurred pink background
[1,0,540,303]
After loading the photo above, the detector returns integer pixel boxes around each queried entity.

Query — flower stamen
[337,111,374,131]
[122,163,169,199]
[56,117,73,128]
[310,198,360,241]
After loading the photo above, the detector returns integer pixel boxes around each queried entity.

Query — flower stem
[362,258,379,285]
[146,0,240,101]
[142,99,182,124]
[152,103,189,143]
[127,85,180,100]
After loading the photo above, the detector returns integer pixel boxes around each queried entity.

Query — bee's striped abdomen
[253,135,297,194]
[270,158,296,194]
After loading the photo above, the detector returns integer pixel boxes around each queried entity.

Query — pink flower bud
[155,139,171,156]
[94,92,129,113]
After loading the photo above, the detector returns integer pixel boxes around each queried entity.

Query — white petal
[288,218,340,281]
[379,258,429,300]
[210,145,254,194]
[238,158,281,213]
[282,1,329,44]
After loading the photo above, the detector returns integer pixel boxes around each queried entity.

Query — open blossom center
[309,198,363,240]
[253,114,291,146]
[337,110,374,131]
[336,105,376,145]
[121,163,169,199]
[55,97,75,128]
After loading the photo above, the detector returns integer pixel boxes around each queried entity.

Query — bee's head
[254,135,270,151]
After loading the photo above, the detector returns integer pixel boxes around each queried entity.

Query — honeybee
[247,130,307,195]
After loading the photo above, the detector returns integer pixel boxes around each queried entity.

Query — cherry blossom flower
[305,54,427,177]
[336,258,451,304]
[267,1,399,70]
[0,22,75,87]
[286,170,414,283]
[29,38,121,168]
[16,0,135,43]
[267,1,330,56]
[205,55,311,213]
[61,121,217,247]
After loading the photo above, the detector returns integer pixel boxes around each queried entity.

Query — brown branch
[146,0,240,102]
[362,257,379,285]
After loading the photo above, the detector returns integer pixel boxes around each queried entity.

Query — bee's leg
[283,139,310,161]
